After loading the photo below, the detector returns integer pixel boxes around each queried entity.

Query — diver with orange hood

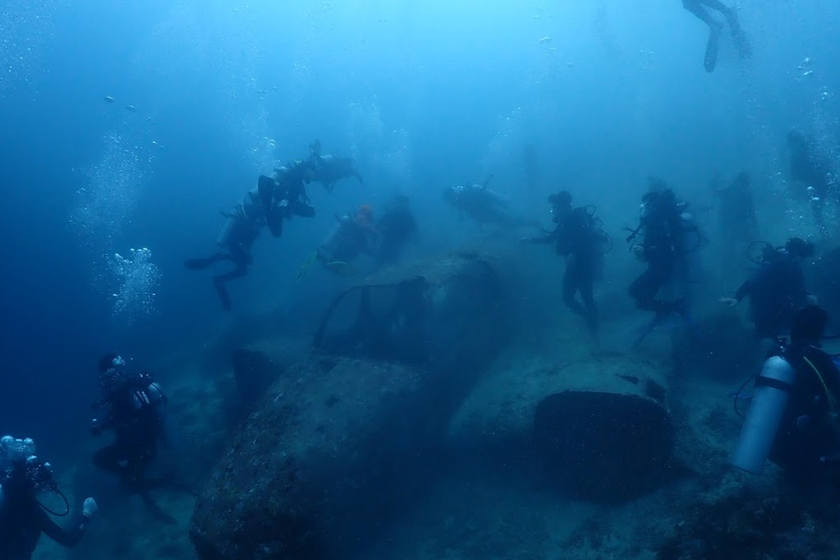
[314,205,380,275]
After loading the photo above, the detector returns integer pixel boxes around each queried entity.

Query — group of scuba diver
[439,124,840,494]
[1,354,194,559]
[5,120,836,559]
[184,140,418,310]
[6,48,838,558]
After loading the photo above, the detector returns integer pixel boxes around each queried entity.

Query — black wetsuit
[629,209,685,316]
[92,374,165,491]
[374,206,417,267]
[184,188,265,310]
[213,190,264,310]
[0,483,88,560]
[771,344,840,484]
[533,207,604,330]
[258,164,315,238]
[733,254,808,339]
[92,374,186,523]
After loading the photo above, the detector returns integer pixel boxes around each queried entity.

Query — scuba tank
[730,356,796,474]
[216,214,237,247]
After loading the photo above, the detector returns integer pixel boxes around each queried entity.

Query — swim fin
[140,491,177,525]
[704,29,720,73]
[297,251,318,280]
[184,255,221,270]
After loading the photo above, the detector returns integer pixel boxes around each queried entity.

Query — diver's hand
[83,497,98,518]
[807,294,819,306]
[718,297,738,307]
[90,419,102,436]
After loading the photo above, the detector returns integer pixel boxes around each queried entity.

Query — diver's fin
[482,174,494,189]
[704,30,720,73]
[184,256,220,270]
[297,251,318,280]
[140,491,177,525]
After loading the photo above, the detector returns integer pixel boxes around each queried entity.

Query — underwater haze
[2,0,840,559]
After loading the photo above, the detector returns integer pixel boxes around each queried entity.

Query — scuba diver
[0,436,97,560]
[787,130,835,237]
[314,205,379,276]
[308,139,364,193]
[91,353,193,524]
[712,171,758,272]
[258,159,317,238]
[184,185,266,311]
[627,183,700,330]
[443,178,529,229]
[373,195,418,268]
[731,305,840,486]
[521,190,609,333]
[719,237,815,340]
[682,0,751,72]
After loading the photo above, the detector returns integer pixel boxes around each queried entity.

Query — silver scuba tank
[216,213,237,247]
[730,356,796,474]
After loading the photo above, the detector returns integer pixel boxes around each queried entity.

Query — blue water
[1,0,839,555]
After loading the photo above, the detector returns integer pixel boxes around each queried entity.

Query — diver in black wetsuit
[522,191,608,332]
[184,186,266,310]
[628,185,696,320]
[258,159,317,238]
[316,205,379,274]
[443,179,530,229]
[766,306,840,485]
[91,353,194,524]
[0,436,97,560]
[186,160,318,310]
[719,238,815,340]
[308,139,364,194]
[682,0,750,72]
[731,305,840,487]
